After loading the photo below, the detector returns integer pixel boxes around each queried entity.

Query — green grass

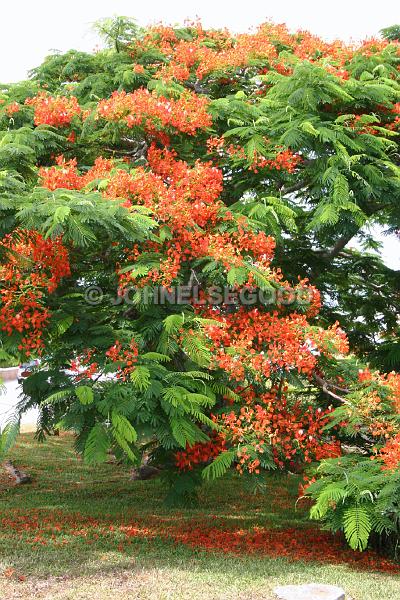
[0,433,399,599]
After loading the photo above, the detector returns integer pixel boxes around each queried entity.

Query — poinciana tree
[1,18,400,550]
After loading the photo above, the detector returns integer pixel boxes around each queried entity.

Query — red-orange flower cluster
[175,434,227,470]
[0,231,70,354]
[97,89,211,136]
[105,339,139,381]
[25,92,81,127]
[131,21,400,88]
[39,155,83,190]
[70,348,99,381]
[377,433,400,471]
[220,387,336,471]
[5,101,20,116]
[202,309,346,383]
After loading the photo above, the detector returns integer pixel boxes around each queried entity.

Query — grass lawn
[0,433,399,599]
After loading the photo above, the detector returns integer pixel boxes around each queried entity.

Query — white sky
[2,0,400,83]
[0,0,399,267]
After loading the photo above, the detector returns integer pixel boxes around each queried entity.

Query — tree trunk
[2,460,32,484]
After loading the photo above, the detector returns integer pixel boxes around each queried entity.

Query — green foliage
[75,385,94,405]
[202,450,236,480]
[306,455,400,553]
[381,25,400,42]
[83,423,110,464]
[0,421,20,461]
[0,350,19,368]
[93,17,143,52]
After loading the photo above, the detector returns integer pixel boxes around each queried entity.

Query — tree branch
[281,181,307,195]
[314,373,351,405]
[321,233,356,260]
[184,80,211,95]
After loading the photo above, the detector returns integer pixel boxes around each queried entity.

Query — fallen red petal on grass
[1,508,399,574]
[3,568,15,578]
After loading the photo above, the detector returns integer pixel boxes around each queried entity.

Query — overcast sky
[1,0,399,267]
[2,0,400,83]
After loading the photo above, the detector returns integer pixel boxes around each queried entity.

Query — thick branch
[314,373,351,405]
[184,80,211,95]
[321,233,356,260]
[314,376,377,446]
[281,181,307,195]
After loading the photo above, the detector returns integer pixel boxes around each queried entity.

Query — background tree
[381,25,400,42]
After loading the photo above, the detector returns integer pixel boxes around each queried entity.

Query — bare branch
[314,373,351,405]
[322,233,355,260]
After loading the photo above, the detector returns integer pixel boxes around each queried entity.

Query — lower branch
[314,373,351,405]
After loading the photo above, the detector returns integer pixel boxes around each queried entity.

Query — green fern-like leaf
[202,450,236,480]
[111,412,137,443]
[0,414,20,458]
[130,366,151,391]
[84,423,110,464]
[75,385,94,405]
[343,506,372,551]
